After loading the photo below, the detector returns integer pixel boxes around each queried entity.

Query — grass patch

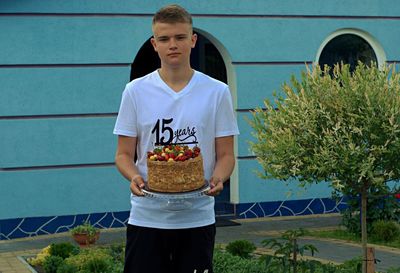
[305,229,400,249]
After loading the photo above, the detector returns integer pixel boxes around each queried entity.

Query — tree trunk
[361,185,368,273]
[293,238,297,273]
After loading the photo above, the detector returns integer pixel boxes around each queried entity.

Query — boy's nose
[169,38,178,49]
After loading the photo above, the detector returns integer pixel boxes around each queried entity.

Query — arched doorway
[131,33,227,83]
[131,32,233,216]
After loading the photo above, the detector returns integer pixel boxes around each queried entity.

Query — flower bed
[26,240,400,273]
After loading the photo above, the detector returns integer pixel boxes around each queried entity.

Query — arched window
[319,34,377,72]
[316,29,386,73]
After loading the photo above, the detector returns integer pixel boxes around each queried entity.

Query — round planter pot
[72,231,100,247]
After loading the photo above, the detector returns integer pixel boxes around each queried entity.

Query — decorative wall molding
[0,211,129,240]
[0,197,347,240]
[237,197,347,219]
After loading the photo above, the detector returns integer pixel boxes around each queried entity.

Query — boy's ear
[150,37,158,52]
[191,33,197,48]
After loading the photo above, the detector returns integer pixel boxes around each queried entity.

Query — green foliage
[49,242,79,259]
[82,256,111,273]
[107,243,125,263]
[64,248,113,272]
[70,221,98,238]
[249,62,400,192]
[56,263,78,273]
[43,255,64,273]
[225,240,257,258]
[262,228,318,273]
[249,62,400,271]
[262,229,318,257]
[387,267,400,273]
[213,248,366,273]
[371,220,400,242]
[337,185,400,235]
[337,256,363,272]
[213,249,270,273]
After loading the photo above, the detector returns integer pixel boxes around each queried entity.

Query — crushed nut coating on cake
[147,145,205,193]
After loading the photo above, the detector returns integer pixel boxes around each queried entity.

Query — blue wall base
[0,211,129,240]
[0,197,347,240]
[236,197,347,219]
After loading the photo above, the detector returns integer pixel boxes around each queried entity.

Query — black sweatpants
[124,224,215,273]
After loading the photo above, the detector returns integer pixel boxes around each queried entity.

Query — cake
[147,145,205,193]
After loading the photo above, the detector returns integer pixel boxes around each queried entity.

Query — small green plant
[70,221,98,238]
[371,220,400,242]
[225,240,257,259]
[49,242,78,259]
[262,228,318,273]
[43,255,64,273]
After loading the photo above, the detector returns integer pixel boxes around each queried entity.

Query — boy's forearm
[211,154,235,183]
[115,154,141,182]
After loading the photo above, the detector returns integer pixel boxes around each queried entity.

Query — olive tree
[249,62,400,273]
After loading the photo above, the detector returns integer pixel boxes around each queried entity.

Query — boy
[113,4,239,273]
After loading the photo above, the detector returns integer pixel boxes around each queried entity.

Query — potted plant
[70,221,100,247]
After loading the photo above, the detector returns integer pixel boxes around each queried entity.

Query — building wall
[1,0,400,239]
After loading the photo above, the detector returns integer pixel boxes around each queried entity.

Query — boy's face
[151,22,197,69]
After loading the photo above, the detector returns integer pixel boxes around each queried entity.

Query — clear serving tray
[142,182,211,211]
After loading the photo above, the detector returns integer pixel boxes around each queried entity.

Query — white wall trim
[194,28,240,204]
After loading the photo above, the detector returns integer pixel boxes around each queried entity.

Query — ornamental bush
[371,220,400,242]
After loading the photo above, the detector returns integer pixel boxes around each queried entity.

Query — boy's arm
[207,136,235,196]
[115,135,145,196]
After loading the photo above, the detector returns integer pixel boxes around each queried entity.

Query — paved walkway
[1,214,399,272]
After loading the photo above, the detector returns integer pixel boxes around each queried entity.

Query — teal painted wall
[1,0,400,219]
[0,67,129,116]
[0,167,128,219]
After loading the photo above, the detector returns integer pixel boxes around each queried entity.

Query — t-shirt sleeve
[215,87,240,137]
[113,86,137,137]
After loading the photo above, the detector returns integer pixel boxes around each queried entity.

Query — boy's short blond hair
[152,4,192,26]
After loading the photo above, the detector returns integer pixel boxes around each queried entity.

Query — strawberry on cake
[147,145,205,193]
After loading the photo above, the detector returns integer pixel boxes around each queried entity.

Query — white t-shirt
[113,70,239,229]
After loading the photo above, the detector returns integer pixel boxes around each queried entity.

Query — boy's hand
[130,175,145,196]
[207,177,223,196]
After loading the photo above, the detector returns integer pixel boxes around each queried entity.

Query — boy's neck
[158,66,194,92]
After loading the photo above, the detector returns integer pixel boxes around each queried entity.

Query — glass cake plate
[142,181,210,211]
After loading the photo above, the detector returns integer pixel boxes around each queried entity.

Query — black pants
[124,224,216,273]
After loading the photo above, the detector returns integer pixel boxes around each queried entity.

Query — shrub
[213,249,268,273]
[56,263,77,273]
[49,242,78,259]
[27,245,51,266]
[225,240,256,259]
[82,256,112,273]
[43,255,64,273]
[108,243,125,263]
[64,247,113,271]
[371,220,400,242]
[337,185,400,235]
